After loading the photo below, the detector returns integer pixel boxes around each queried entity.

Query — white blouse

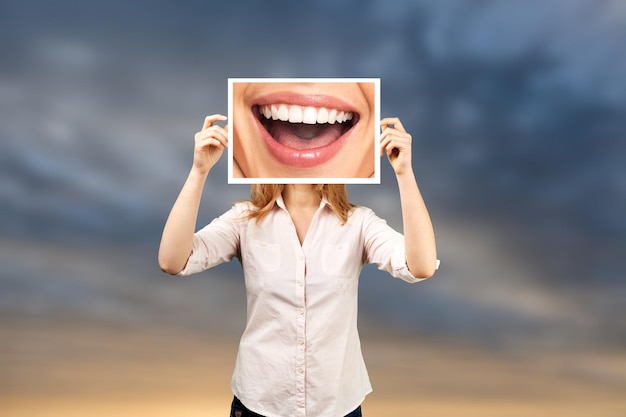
[178,195,431,417]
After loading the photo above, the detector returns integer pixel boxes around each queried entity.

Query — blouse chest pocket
[321,242,360,277]
[243,238,282,273]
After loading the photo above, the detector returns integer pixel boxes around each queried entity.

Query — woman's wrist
[394,165,415,180]
[189,164,211,179]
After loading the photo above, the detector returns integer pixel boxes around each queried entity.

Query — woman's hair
[246,184,354,225]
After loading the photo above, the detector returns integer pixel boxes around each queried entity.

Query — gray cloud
[1,0,625,348]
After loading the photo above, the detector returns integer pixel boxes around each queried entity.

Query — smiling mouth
[254,104,359,150]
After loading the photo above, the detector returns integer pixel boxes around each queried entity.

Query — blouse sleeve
[361,207,431,284]
[176,203,245,276]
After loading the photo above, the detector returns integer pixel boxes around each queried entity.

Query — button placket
[294,244,307,415]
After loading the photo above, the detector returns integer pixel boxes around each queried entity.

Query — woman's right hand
[193,114,229,174]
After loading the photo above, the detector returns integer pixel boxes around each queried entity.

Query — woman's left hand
[380,117,413,176]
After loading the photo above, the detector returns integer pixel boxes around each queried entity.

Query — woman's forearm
[396,168,438,278]
[380,116,437,278]
[159,114,228,275]
[158,167,208,275]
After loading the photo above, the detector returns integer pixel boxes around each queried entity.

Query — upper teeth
[260,104,354,124]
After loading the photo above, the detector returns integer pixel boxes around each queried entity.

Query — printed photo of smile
[228,78,380,184]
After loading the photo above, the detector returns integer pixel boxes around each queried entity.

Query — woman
[158,114,438,417]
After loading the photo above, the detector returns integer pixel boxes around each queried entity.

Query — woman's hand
[193,114,229,174]
[380,117,413,176]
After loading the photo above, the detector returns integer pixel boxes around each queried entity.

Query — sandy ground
[2,318,625,417]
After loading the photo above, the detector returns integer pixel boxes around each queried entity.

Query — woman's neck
[282,184,321,209]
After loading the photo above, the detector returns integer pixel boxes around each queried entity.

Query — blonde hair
[246,184,354,225]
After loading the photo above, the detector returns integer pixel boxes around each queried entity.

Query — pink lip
[252,92,359,169]
[253,92,358,113]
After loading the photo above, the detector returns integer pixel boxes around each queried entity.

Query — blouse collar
[275,193,329,211]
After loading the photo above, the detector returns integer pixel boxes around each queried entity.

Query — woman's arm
[380,117,438,278]
[158,114,228,275]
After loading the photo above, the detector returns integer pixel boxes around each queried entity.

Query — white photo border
[227,78,381,184]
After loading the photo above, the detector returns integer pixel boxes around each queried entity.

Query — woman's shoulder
[346,205,380,224]
[349,204,377,217]
[218,200,254,221]
[232,200,254,211]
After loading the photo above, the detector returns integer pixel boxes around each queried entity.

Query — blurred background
[1,0,625,415]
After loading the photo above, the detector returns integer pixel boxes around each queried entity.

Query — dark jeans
[230,396,363,417]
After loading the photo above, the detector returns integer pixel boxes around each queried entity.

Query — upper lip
[252,92,358,115]
[253,91,357,113]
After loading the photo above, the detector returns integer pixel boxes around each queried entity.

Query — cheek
[329,130,375,177]
[233,121,257,175]
[233,122,278,178]
[353,123,376,174]
[353,114,375,154]
[233,120,249,154]
[358,83,376,113]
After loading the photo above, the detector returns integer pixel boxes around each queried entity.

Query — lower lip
[254,112,358,169]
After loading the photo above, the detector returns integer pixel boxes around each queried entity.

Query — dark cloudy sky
[1,0,625,349]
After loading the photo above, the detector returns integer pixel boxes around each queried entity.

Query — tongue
[270,121,344,149]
